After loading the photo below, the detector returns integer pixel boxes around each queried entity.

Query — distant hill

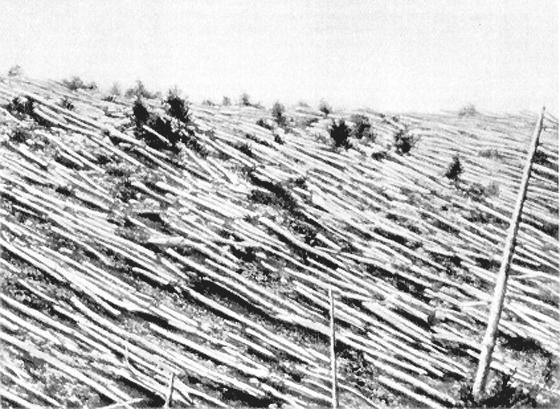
[0,75,558,409]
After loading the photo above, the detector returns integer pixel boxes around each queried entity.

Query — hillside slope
[0,76,558,408]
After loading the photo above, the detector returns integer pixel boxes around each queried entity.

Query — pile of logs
[0,76,558,408]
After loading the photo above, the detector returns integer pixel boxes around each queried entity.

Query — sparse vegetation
[1,75,558,409]
[330,119,352,149]
[59,97,74,111]
[108,83,122,97]
[240,92,251,106]
[165,89,191,124]
[459,103,477,117]
[457,371,545,408]
[534,149,550,166]
[8,65,23,77]
[234,142,255,158]
[272,101,287,126]
[248,180,299,213]
[6,96,35,116]
[445,155,463,180]
[9,127,32,143]
[393,126,416,154]
[479,148,505,160]
[319,100,332,116]
[462,181,501,200]
[125,80,159,99]
[222,96,232,106]
[350,114,376,140]
[131,95,204,154]
[256,118,274,130]
[62,76,97,91]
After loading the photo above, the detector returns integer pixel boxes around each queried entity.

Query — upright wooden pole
[163,372,175,409]
[329,287,339,409]
[472,107,546,401]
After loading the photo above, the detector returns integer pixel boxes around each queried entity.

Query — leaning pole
[472,107,546,401]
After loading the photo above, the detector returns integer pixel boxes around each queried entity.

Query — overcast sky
[0,0,557,113]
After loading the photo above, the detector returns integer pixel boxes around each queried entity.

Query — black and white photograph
[0,1,558,408]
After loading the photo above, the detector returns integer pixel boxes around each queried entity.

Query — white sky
[0,0,557,113]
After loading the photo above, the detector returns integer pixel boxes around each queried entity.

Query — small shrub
[319,100,331,117]
[534,149,550,166]
[249,184,298,213]
[62,76,97,91]
[350,114,375,140]
[393,127,415,155]
[108,83,122,96]
[462,181,500,200]
[132,99,150,128]
[479,148,504,159]
[445,155,463,180]
[202,99,215,106]
[330,119,352,149]
[234,142,254,158]
[8,65,23,77]
[274,134,285,144]
[458,371,541,408]
[60,97,74,111]
[222,96,231,106]
[297,101,310,108]
[272,101,287,126]
[371,150,388,161]
[165,91,191,124]
[132,98,205,154]
[459,103,477,117]
[10,127,32,143]
[485,181,500,197]
[125,80,158,99]
[132,99,178,149]
[6,96,34,116]
[240,93,251,106]
[256,118,274,130]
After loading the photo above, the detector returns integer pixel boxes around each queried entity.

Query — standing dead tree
[472,107,546,401]
[329,287,339,409]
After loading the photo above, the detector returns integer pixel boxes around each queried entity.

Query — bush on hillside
[60,97,74,111]
[108,83,122,96]
[8,65,23,77]
[319,100,332,117]
[445,155,463,180]
[458,103,477,117]
[393,127,416,154]
[62,76,97,91]
[350,114,376,141]
[240,93,251,106]
[6,96,34,116]
[132,97,204,154]
[125,80,159,99]
[272,101,287,126]
[165,90,191,124]
[330,119,352,149]
[256,118,274,130]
